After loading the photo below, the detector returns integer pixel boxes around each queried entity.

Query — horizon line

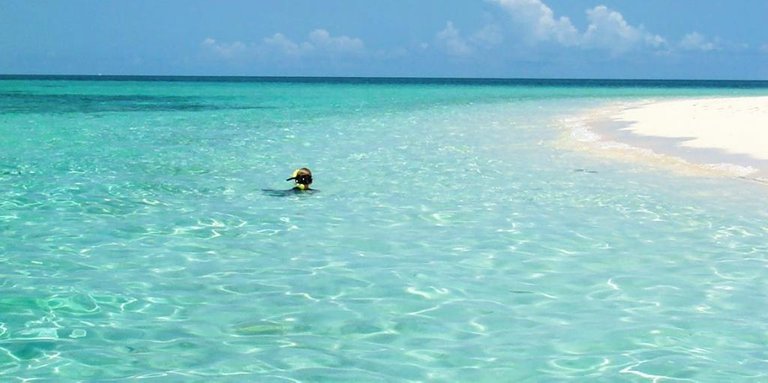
[1,74,768,84]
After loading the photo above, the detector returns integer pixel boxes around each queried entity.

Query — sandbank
[571,96,768,180]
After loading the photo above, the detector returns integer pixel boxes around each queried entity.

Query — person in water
[286,167,313,191]
[262,167,315,196]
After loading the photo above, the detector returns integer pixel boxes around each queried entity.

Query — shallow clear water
[2,77,768,382]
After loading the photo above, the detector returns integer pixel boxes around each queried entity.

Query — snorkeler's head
[286,167,313,189]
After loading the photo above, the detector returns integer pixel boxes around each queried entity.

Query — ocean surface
[2,76,768,382]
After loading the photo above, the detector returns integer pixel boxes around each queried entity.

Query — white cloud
[263,33,309,56]
[679,32,718,52]
[307,29,365,54]
[484,0,666,54]
[436,21,473,56]
[201,38,249,58]
[583,6,666,53]
[435,22,505,56]
[203,29,365,61]
[491,0,579,45]
[264,29,364,57]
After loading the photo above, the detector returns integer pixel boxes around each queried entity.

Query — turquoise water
[2,77,768,382]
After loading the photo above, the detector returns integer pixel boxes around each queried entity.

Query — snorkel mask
[286,168,313,190]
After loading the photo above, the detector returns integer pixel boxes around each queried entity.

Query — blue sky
[1,0,766,79]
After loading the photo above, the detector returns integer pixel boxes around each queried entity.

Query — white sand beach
[614,96,768,161]
[572,96,768,179]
